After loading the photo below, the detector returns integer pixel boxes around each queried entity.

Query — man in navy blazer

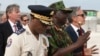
[66,7,87,56]
[0,4,22,56]
[66,6,99,56]
[66,25,85,55]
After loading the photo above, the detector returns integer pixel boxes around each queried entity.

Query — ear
[7,12,11,17]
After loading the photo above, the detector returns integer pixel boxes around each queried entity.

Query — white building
[82,10,100,32]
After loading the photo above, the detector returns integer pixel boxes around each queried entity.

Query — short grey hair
[6,4,20,18]
[68,6,80,23]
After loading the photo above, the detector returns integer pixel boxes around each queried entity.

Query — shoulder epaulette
[15,28,25,35]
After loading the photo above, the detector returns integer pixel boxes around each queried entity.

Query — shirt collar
[24,25,32,34]
[25,25,42,41]
[8,19,17,27]
[25,25,41,36]
[71,24,79,32]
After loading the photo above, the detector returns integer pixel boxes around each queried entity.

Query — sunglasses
[77,14,86,17]
[23,19,29,22]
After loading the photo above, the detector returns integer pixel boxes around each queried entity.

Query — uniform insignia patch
[6,38,12,47]
[42,38,47,46]
[15,28,25,35]
[26,31,31,35]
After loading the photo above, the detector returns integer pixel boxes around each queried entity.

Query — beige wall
[97,11,100,19]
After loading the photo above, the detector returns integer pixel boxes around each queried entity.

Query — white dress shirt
[71,24,80,37]
[8,19,18,32]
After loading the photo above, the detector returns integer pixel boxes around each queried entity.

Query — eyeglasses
[77,14,86,18]
[23,19,29,22]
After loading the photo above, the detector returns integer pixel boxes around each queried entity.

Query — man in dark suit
[66,7,98,56]
[0,4,22,56]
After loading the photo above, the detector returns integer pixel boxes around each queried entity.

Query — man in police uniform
[4,5,53,56]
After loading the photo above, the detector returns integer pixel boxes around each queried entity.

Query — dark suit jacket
[66,25,84,54]
[0,20,22,56]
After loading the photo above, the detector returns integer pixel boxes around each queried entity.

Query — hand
[76,31,91,46]
[84,45,99,56]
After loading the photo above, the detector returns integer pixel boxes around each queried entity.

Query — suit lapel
[66,25,78,42]
[6,21,13,33]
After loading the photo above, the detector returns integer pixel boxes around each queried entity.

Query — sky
[0,0,100,13]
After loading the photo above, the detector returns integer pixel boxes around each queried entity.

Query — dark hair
[20,15,27,20]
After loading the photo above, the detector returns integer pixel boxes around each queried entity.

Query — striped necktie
[13,24,18,33]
